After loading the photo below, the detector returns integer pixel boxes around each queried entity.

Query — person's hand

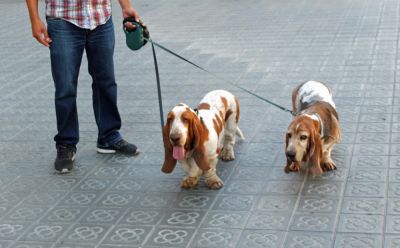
[30,18,52,47]
[122,6,140,21]
[122,6,141,31]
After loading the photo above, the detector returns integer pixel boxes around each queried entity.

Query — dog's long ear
[190,115,210,171]
[285,132,290,153]
[161,120,177,173]
[284,132,291,173]
[307,129,323,176]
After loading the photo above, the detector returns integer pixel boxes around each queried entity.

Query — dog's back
[292,81,336,114]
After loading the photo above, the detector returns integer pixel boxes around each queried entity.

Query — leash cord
[151,42,165,129]
[147,38,295,129]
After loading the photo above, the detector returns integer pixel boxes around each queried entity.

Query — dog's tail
[236,126,245,140]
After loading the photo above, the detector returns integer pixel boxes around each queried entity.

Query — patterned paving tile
[0,221,32,241]
[337,214,384,234]
[334,233,383,248]
[341,197,385,214]
[101,225,152,246]
[144,227,194,247]
[302,181,344,197]
[189,228,241,248]
[297,196,340,213]
[43,206,87,223]
[345,181,385,197]
[237,230,285,248]
[212,194,256,211]
[284,231,333,248]
[58,223,111,245]
[290,213,336,232]
[19,223,70,243]
[255,196,297,212]
[246,211,290,230]
[201,211,249,229]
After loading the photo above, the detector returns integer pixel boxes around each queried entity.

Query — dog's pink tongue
[172,146,185,160]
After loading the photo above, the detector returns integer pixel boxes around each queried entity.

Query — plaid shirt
[45,0,112,30]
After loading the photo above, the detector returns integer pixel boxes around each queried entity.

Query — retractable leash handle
[123,18,165,129]
[123,17,150,51]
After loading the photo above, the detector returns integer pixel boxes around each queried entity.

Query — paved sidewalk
[1,0,400,247]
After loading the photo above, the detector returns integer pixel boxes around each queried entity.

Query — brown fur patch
[197,102,210,110]
[225,110,233,121]
[181,108,210,171]
[167,111,175,121]
[291,84,301,114]
[219,110,225,120]
[221,96,228,111]
[162,111,177,173]
[234,96,240,123]
[213,113,224,136]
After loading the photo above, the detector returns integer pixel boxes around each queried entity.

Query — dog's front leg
[321,142,337,172]
[204,158,223,189]
[180,159,201,189]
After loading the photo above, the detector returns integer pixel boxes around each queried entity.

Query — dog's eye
[287,133,292,138]
[300,135,308,140]
[182,118,189,123]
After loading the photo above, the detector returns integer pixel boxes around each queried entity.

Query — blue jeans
[47,17,122,147]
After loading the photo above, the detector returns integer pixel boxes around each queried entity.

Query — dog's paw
[221,148,235,161]
[285,162,300,173]
[322,161,337,171]
[181,176,199,189]
[206,176,224,189]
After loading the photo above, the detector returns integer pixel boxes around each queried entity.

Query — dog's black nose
[286,151,296,161]
[170,134,181,144]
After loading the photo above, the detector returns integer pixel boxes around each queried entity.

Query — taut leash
[122,19,294,131]
[147,38,295,128]
[150,42,165,129]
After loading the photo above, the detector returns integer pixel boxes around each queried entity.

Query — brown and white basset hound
[161,90,244,189]
[285,81,341,176]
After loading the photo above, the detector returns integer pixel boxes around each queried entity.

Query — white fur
[198,90,240,161]
[169,104,191,147]
[296,81,336,111]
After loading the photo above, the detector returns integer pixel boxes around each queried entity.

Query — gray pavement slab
[1,0,400,247]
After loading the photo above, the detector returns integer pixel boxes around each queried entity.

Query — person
[26,0,141,173]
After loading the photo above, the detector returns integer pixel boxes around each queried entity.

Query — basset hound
[285,81,341,176]
[162,90,244,189]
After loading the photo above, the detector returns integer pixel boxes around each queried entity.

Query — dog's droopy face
[285,116,319,163]
[162,103,209,174]
[167,105,190,148]
[164,104,204,161]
